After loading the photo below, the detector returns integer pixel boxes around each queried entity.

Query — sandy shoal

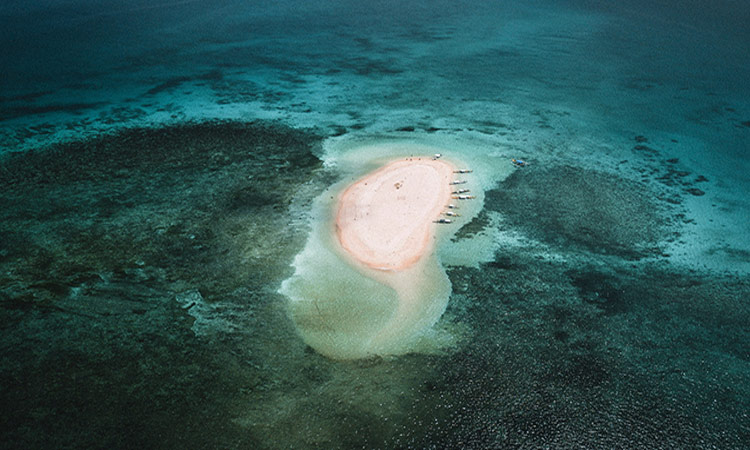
[336,158,456,271]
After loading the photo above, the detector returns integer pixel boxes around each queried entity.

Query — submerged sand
[336,158,455,271]
[282,152,476,359]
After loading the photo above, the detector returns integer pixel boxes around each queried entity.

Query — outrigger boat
[444,211,460,217]
[452,188,470,194]
[452,195,476,200]
[434,218,453,224]
[449,180,467,185]
[453,169,473,173]
[447,204,458,209]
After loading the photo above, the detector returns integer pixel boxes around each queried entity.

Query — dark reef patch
[695,175,709,183]
[329,125,348,136]
[146,76,193,96]
[568,269,629,315]
[145,71,224,96]
[0,101,106,122]
[0,121,321,187]
[485,165,668,258]
[335,56,403,77]
[705,245,750,261]
[632,144,659,156]
[452,210,491,241]
[412,251,750,449]
[0,120,338,449]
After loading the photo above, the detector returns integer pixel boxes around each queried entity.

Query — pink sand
[336,158,455,271]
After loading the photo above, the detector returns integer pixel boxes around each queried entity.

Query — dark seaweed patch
[568,269,629,315]
[146,76,193,95]
[146,70,224,96]
[486,165,667,258]
[335,56,403,77]
[484,254,516,270]
[452,210,490,241]
[0,90,53,103]
[0,102,105,122]
[225,185,278,210]
[425,249,750,449]
[705,245,750,261]
[633,144,659,155]
[0,120,337,449]
[329,125,347,136]
[0,121,321,187]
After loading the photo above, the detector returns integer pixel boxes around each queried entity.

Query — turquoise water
[1,1,748,448]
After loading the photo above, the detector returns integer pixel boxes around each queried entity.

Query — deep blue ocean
[1,1,748,448]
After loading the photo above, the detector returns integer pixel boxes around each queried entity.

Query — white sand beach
[335,158,455,271]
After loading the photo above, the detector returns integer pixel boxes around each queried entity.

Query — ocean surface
[1,1,748,448]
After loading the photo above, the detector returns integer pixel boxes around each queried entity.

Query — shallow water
[1,1,748,448]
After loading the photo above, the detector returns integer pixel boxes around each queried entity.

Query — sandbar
[336,158,455,271]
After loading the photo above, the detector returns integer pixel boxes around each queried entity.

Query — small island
[336,158,455,271]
